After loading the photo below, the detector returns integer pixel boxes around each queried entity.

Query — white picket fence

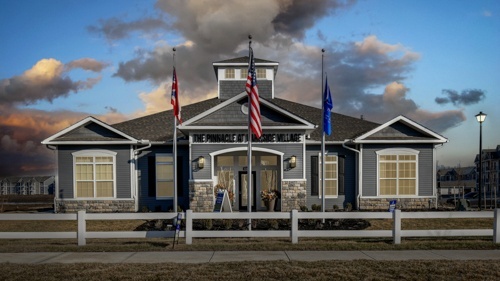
[1,209,499,246]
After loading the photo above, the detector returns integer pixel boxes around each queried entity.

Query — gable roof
[213,56,278,64]
[179,92,315,130]
[42,116,138,145]
[111,96,381,143]
[354,115,448,144]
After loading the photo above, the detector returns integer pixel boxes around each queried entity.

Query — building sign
[193,133,301,143]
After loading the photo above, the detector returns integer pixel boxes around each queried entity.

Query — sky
[0,0,499,177]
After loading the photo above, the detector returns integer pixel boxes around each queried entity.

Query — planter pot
[265,199,276,212]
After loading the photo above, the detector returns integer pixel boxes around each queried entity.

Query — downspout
[133,140,152,212]
[342,140,361,210]
[434,143,445,209]
[46,145,58,213]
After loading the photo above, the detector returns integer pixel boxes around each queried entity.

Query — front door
[239,171,256,211]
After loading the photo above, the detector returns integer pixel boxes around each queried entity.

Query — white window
[240,68,248,79]
[225,68,235,79]
[256,68,266,79]
[73,150,116,198]
[377,149,419,196]
[156,154,174,199]
[319,154,338,198]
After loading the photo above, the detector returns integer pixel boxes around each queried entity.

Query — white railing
[1,209,499,246]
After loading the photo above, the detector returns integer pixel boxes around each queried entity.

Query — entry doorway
[239,171,256,211]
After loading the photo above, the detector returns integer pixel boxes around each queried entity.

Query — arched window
[72,150,116,198]
[376,149,419,196]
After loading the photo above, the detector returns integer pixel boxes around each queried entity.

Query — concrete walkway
[1,250,500,264]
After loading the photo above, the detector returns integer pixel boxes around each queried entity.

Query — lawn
[1,214,500,280]
[1,260,500,281]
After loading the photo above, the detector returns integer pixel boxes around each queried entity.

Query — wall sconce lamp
[198,156,205,169]
[290,155,297,169]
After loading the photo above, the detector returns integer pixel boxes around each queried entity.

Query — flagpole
[172,47,178,213]
[247,36,253,228]
[321,49,326,219]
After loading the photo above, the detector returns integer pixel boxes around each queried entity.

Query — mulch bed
[135,218,371,231]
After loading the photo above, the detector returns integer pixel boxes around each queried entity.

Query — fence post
[392,209,401,244]
[77,210,86,246]
[291,209,298,244]
[494,208,500,243]
[185,209,193,245]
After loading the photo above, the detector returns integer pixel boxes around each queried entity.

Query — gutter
[133,140,151,155]
[45,145,58,213]
[343,140,361,210]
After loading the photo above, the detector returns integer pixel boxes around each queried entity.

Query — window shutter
[148,156,156,197]
[338,155,345,195]
[177,156,183,197]
[311,156,318,196]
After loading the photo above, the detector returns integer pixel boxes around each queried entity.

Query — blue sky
[0,0,498,176]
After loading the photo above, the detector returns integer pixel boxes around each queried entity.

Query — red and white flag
[245,47,262,138]
[171,67,181,124]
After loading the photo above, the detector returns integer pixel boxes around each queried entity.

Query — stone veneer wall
[55,199,135,213]
[359,197,436,210]
[189,181,214,212]
[281,180,306,212]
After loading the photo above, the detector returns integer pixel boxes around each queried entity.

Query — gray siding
[220,80,272,100]
[57,145,132,199]
[305,145,356,209]
[192,99,299,126]
[361,144,435,197]
[136,145,190,212]
[191,142,304,180]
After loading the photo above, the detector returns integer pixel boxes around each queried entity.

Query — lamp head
[475,111,487,123]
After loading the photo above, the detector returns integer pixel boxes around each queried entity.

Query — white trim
[282,178,307,181]
[213,62,279,66]
[209,147,285,157]
[72,150,117,199]
[42,116,138,144]
[184,126,314,130]
[179,92,315,130]
[354,115,448,143]
[44,141,138,145]
[210,147,285,190]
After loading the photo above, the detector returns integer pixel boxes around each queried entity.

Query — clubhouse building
[42,56,447,213]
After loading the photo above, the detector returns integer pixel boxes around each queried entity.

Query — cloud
[110,2,465,135]
[87,17,169,41]
[0,102,129,177]
[0,58,107,105]
[66,58,109,72]
[435,89,486,106]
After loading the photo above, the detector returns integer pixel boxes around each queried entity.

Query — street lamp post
[476,111,487,210]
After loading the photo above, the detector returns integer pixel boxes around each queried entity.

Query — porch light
[198,156,205,169]
[290,155,297,169]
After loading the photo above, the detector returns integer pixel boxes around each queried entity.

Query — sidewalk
[1,250,500,264]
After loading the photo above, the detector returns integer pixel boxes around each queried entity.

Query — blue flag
[323,77,333,135]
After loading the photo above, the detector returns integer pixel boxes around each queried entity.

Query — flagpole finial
[173,47,176,52]
[322,48,325,53]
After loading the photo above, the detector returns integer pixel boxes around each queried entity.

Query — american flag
[171,67,181,124]
[245,47,262,138]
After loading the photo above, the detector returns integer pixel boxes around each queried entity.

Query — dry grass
[1,260,500,280]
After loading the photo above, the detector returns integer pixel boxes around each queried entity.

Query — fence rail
[0,209,499,246]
